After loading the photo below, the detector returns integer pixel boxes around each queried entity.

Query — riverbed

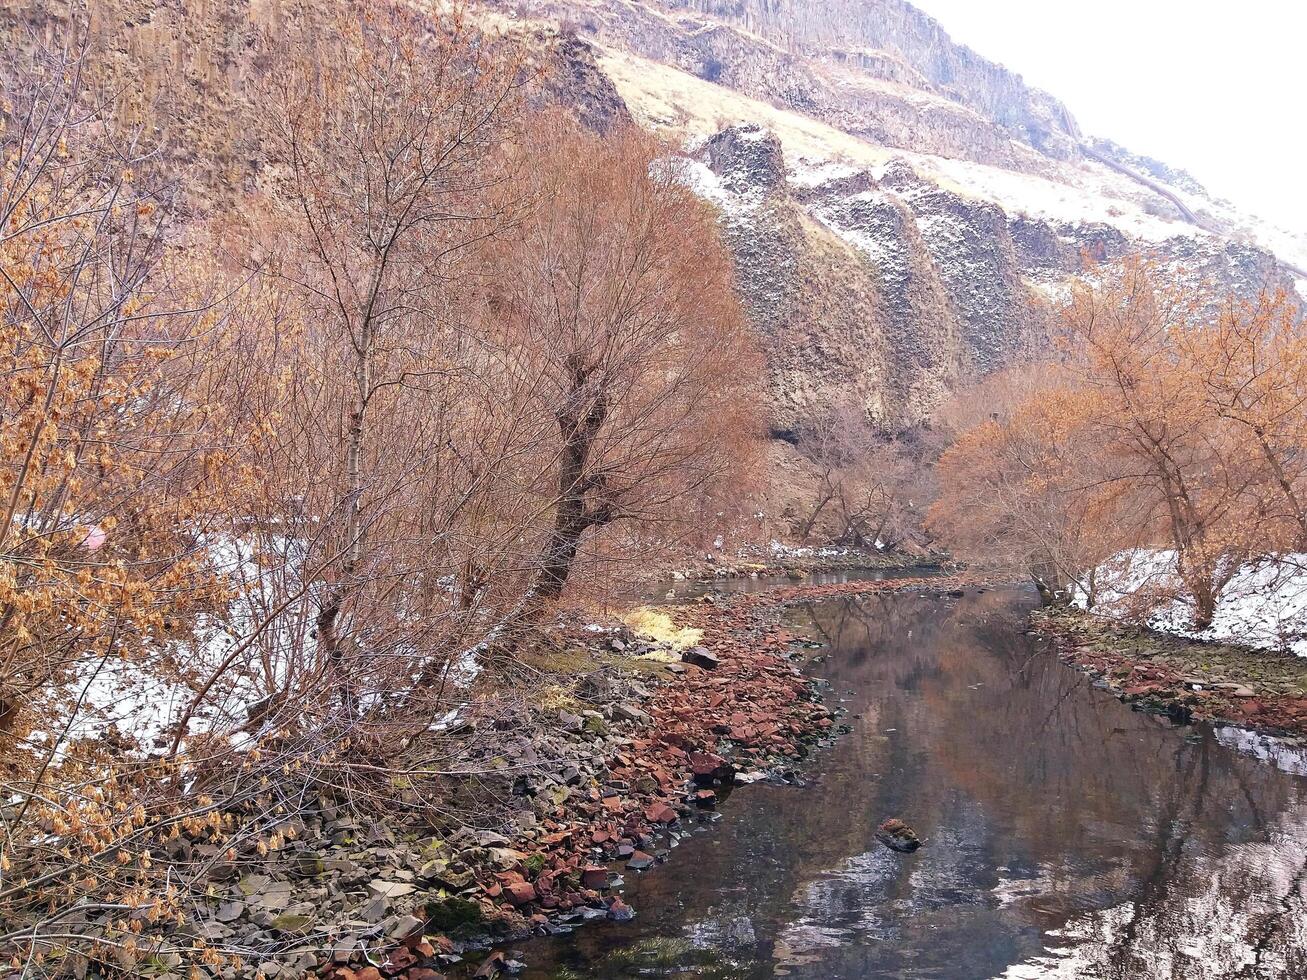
[510,584,1307,979]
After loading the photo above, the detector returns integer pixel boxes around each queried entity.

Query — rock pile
[1036,606,1307,739]
[106,575,979,979]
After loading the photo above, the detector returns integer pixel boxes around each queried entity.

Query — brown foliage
[0,6,763,971]
[930,257,1307,625]
[483,114,762,599]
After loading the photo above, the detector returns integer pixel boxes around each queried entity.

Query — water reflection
[516,588,1307,979]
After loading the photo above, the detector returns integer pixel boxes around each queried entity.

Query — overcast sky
[911,0,1306,234]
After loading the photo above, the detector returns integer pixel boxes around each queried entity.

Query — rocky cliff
[489,0,1305,431]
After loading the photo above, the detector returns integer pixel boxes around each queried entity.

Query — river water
[512,585,1307,979]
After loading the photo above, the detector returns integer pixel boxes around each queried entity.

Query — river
[510,583,1307,979]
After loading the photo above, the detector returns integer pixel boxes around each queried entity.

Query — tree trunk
[318,290,375,699]
[1190,579,1217,630]
[535,443,590,599]
[1031,560,1068,606]
[1254,429,1307,550]
[535,372,609,601]
[798,474,836,544]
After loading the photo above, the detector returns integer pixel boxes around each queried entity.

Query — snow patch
[787,158,859,189]
[1073,550,1307,656]
[665,156,765,225]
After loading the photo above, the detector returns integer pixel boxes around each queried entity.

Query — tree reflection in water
[518,588,1307,980]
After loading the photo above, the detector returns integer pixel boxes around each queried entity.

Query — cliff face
[0,1,630,210]
[681,124,1040,431]
[501,0,1070,171]
[677,120,1286,431]
[666,0,1082,158]
[490,0,1304,432]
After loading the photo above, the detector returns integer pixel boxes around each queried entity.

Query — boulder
[389,913,425,939]
[644,803,678,824]
[367,880,417,900]
[689,751,734,785]
[681,647,720,670]
[875,818,922,853]
[271,913,314,937]
[504,881,536,905]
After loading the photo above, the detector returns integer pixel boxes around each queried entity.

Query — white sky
[911,0,1306,234]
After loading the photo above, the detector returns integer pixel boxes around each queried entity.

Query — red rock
[695,789,717,808]
[689,750,726,775]
[504,881,536,905]
[645,803,678,824]
[581,865,609,889]
[383,946,417,972]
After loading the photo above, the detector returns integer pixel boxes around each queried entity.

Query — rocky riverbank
[151,574,962,980]
[1034,606,1307,738]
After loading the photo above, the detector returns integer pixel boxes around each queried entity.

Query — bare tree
[792,397,924,549]
[260,1,522,700]
[484,115,762,601]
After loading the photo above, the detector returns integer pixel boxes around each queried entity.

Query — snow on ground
[21,535,303,761]
[787,157,862,189]
[1072,550,1307,656]
[26,521,494,759]
[603,47,1204,240]
[926,154,1194,244]
[665,156,767,226]
[28,656,204,756]
[1164,179,1307,274]
[766,540,871,560]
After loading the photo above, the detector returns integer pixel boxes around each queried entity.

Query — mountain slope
[484,0,1303,432]
[10,0,1303,435]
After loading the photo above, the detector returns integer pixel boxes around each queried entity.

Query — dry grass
[621,606,703,654]
[597,45,897,170]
